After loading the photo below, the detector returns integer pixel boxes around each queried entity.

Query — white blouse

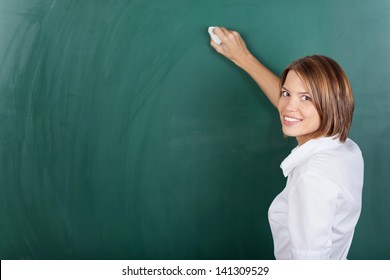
[268,137,364,259]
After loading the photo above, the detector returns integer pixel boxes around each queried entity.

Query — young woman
[210,27,364,259]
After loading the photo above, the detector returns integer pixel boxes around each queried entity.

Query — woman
[210,27,364,259]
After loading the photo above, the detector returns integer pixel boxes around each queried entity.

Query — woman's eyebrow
[282,86,309,94]
[281,86,289,92]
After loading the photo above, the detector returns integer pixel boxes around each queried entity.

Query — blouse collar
[280,136,342,177]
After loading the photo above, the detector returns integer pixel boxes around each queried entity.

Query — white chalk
[208,26,222,45]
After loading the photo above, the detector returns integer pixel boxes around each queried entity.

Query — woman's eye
[281,91,289,97]
[301,95,311,101]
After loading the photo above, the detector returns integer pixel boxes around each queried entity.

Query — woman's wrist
[239,54,263,75]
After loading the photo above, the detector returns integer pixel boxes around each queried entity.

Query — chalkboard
[0,0,389,259]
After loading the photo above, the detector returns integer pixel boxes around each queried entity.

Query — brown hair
[280,55,354,143]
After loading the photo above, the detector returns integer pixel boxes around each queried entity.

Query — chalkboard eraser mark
[208,26,222,45]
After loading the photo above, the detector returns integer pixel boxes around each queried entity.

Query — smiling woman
[210,27,364,260]
[278,70,321,146]
[279,55,355,144]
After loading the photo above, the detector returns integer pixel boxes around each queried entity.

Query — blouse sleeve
[287,163,340,259]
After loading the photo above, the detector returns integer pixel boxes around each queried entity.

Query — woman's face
[277,70,321,146]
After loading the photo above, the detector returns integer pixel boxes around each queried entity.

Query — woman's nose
[284,97,299,111]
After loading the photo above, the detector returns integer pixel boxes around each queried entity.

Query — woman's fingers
[209,26,251,68]
[210,38,223,53]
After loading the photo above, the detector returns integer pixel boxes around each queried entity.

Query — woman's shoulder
[306,137,364,176]
[343,138,362,151]
[322,138,362,161]
[281,136,363,178]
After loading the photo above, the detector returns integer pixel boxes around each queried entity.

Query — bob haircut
[280,55,354,143]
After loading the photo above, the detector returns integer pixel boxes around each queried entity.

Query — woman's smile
[282,115,303,125]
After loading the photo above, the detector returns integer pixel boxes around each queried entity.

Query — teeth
[284,116,300,122]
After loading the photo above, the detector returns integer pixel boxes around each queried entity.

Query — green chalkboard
[0,0,389,259]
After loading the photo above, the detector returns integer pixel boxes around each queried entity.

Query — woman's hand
[209,26,281,107]
[210,27,254,69]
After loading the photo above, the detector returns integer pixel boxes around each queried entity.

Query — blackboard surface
[0,0,389,259]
